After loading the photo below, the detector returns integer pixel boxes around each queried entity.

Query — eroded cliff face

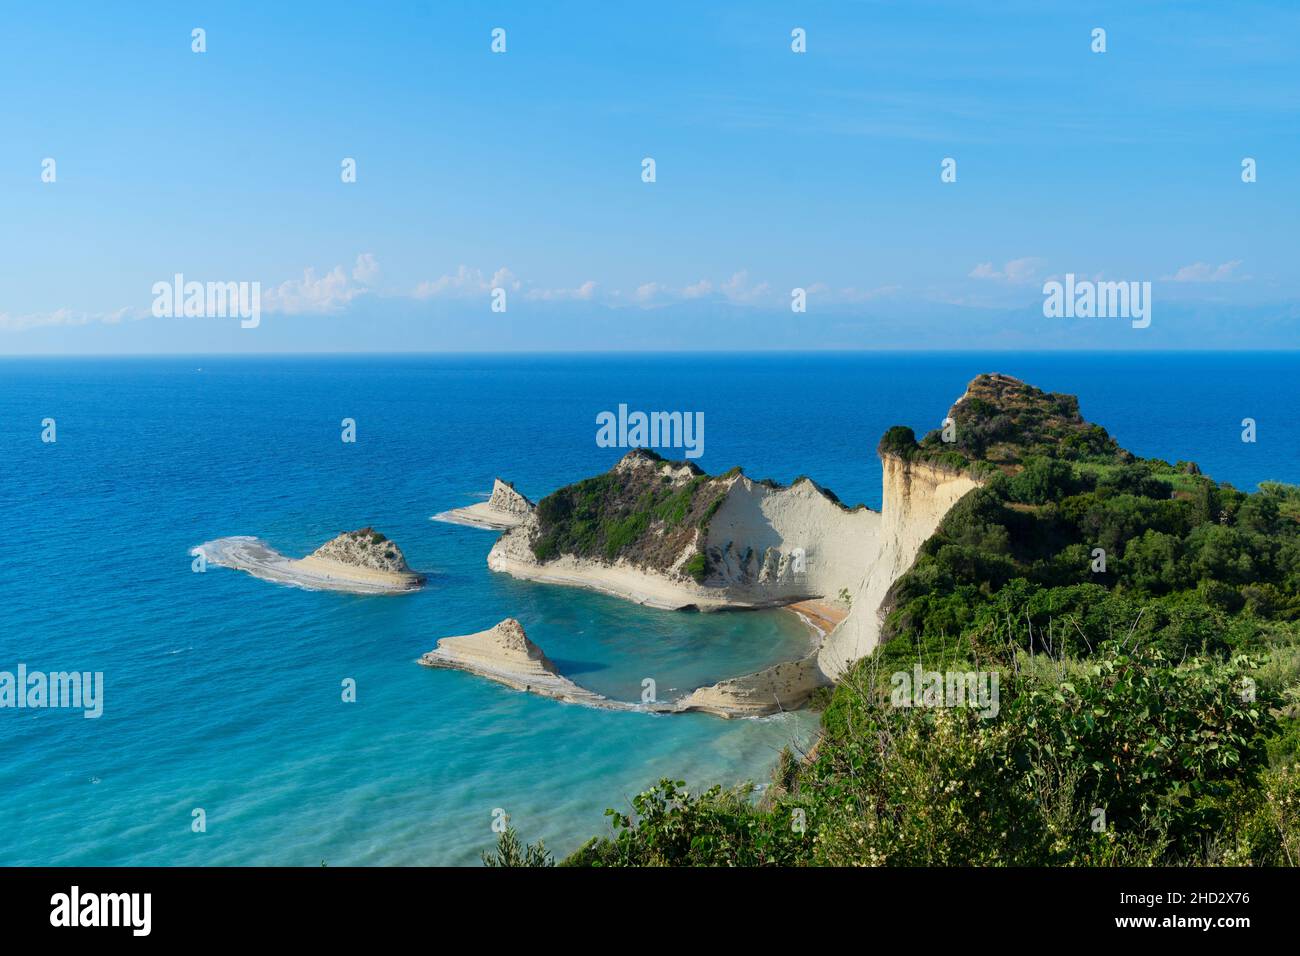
[673,655,828,717]
[488,453,879,610]
[816,457,980,678]
[424,618,557,677]
[702,476,879,605]
[487,479,534,518]
[486,381,997,683]
[489,449,981,672]
[488,513,730,609]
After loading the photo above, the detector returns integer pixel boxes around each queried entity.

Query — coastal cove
[1,352,1295,866]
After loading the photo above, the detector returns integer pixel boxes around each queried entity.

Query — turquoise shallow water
[0,352,1295,865]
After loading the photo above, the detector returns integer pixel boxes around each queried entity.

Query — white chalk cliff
[816,457,979,678]
[486,451,978,682]
[419,376,1072,717]
[419,618,607,705]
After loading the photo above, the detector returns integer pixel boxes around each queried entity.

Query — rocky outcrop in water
[433,479,536,530]
[309,527,415,575]
[419,618,608,705]
[674,656,829,717]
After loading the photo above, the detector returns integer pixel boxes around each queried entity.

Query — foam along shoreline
[433,479,534,531]
[193,534,424,595]
[419,617,831,719]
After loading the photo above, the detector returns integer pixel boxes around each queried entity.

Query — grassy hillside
[529,449,726,579]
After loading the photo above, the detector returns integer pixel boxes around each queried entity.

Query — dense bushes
[884,463,1300,662]
[549,642,1295,866]
[530,467,725,571]
[564,779,805,867]
[914,374,1125,467]
[877,425,919,460]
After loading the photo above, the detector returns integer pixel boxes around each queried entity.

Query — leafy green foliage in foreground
[556,642,1299,866]
[481,827,554,867]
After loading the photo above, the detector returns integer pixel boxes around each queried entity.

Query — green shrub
[481,827,554,867]
[563,780,806,866]
[878,425,918,460]
[563,642,1285,867]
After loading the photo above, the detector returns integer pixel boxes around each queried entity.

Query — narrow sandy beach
[785,599,848,641]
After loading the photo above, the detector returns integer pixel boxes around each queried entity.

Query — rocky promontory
[486,440,978,680]
[481,379,1014,685]
[426,374,1115,715]
[487,448,869,611]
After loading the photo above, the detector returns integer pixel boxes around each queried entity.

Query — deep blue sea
[1,352,1295,865]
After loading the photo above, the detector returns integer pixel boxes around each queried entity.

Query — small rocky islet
[193,526,424,594]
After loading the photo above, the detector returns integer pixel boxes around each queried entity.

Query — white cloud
[632,271,775,306]
[969,257,1043,284]
[609,272,896,308]
[264,253,378,314]
[413,265,520,300]
[0,307,132,332]
[1163,259,1244,283]
[719,270,773,304]
[526,280,597,302]
[1,261,908,334]
[634,282,666,304]
[351,253,380,284]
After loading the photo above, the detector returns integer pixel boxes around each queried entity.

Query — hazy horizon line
[5,345,1300,359]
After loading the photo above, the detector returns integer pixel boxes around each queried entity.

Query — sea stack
[487,480,534,520]
[432,479,536,530]
[419,618,608,705]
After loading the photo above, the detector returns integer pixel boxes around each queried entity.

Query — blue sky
[2,0,1297,352]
